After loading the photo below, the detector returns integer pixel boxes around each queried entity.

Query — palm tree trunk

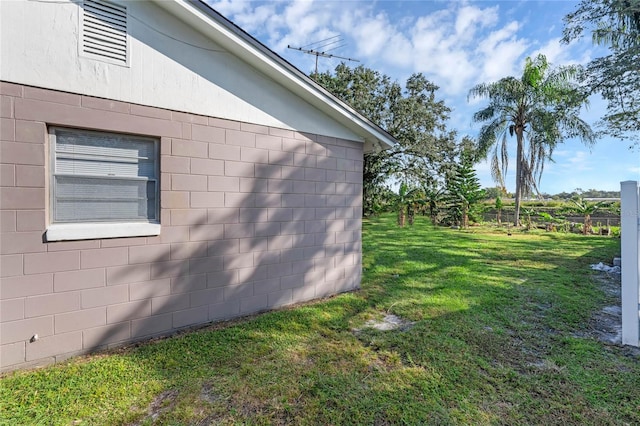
[584,213,591,235]
[514,129,524,227]
[398,207,406,227]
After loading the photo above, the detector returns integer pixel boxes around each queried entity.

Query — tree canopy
[312,64,465,215]
[563,0,640,145]
[468,54,595,226]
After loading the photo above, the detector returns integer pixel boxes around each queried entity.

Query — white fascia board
[152,0,395,151]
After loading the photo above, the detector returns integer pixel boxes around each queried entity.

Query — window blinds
[52,128,158,223]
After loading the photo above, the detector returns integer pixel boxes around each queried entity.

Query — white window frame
[46,127,160,241]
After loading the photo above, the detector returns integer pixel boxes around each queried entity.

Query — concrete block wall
[0,82,364,371]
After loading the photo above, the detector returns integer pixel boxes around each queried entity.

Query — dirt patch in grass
[577,270,640,359]
[353,314,416,333]
[582,271,622,344]
[132,389,179,425]
[200,382,223,404]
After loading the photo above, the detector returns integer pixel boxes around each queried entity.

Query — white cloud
[206,0,630,194]
[209,1,533,95]
[207,0,251,16]
[531,37,569,65]
[543,150,594,193]
[529,36,594,68]
[566,151,594,171]
[207,0,606,98]
[351,12,407,58]
[268,1,333,50]
[455,4,499,40]
[405,5,525,94]
[208,1,274,34]
[282,1,322,37]
[477,21,529,83]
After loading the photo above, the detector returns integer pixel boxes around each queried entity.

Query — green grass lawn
[2,214,637,425]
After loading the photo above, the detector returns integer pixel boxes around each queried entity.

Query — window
[46,127,160,241]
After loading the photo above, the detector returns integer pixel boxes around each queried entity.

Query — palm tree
[569,197,605,235]
[468,54,596,226]
[395,182,422,227]
[424,186,443,226]
[519,206,537,230]
[495,196,503,225]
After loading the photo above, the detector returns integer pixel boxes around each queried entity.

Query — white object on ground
[590,262,621,273]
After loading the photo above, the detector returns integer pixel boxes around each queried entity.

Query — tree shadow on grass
[113,216,635,425]
[26,123,367,425]
[6,214,634,425]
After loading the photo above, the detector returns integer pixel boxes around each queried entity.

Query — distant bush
[543,201,564,208]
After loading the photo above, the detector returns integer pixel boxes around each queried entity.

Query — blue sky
[209,0,640,195]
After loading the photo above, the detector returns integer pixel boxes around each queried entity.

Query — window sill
[46,222,161,242]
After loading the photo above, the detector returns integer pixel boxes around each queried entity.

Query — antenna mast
[287,35,359,74]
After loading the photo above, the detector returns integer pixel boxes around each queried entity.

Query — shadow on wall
[2,0,366,369]
[85,131,364,357]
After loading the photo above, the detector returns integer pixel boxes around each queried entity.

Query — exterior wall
[0,82,364,371]
[0,0,364,143]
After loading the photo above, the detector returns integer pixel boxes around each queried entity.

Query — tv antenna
[287,35,359,74]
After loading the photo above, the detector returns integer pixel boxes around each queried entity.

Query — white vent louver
[82,0,128,64]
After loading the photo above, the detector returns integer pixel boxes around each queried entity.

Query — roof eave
[151,0,395,152]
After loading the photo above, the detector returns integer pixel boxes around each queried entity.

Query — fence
[621,181,640,346]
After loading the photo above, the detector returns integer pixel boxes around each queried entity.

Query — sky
[208,0,640,195]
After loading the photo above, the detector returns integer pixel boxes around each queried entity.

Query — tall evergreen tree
[443,141,485,228]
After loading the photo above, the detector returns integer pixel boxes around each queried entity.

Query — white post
[621,180,640,346]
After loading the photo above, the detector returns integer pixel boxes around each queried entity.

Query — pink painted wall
[0,82,364,371]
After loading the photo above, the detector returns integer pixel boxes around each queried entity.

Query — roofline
[152,0,396,152]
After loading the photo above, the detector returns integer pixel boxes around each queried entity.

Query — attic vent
[81,0,128,65]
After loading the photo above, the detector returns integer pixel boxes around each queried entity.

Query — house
[0,0,395,371]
